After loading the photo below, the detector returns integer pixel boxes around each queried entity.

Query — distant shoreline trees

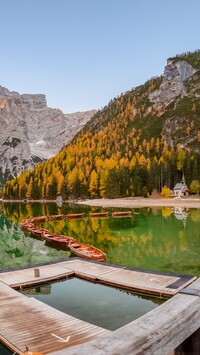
[2,136,200,200]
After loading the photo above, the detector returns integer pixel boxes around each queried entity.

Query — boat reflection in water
[1,202,200,276]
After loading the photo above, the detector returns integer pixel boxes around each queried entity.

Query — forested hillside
[2,51,200,200]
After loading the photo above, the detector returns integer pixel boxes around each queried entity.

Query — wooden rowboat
[20,215,106,261]
[68,240,106,261]
[42,231,75,246]
[29,227,49,236]
[89,212,108,218]
[27,216,47,223]
[66,213,85,219]
[48,214,63,221]
[20,221,36,230]
[112,211,132,217]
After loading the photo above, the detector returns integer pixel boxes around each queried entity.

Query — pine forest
[2,51,200,200]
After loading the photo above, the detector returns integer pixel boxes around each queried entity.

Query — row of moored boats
[20,211,132,262]
[20,215,107,262]
[22,210,132,223]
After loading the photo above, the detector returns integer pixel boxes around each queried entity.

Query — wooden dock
[0,281,110,354]
[0,259,197,354]
[57,259,196,297]
[58,278,200,355]
[0,260,196,297]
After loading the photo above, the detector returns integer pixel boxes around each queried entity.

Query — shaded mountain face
[0,86,96,185]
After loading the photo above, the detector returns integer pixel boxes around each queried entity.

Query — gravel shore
[77,197,200,209]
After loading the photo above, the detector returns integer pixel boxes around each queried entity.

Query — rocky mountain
[2,50,200,200]
[0,86,96,185]
[148,57,200,149]
[148,59,197,112]
[87,51,200,152]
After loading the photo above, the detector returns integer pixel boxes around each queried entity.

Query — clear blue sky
[1,0,200,113]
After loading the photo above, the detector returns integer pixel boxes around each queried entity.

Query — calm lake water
[0,202,200,276]
[21,277,164,330]
[1,202,199,353]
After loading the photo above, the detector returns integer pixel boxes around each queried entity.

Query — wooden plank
[95,268,196,297]
[0,260,197,354]
[57,259,121,280]
[1,260,196,297]
[53,277,200,355]
[57,260,196,297]
[0,264,74,287]
[0,281,110,354]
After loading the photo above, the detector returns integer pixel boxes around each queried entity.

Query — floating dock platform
[0,259,197,354]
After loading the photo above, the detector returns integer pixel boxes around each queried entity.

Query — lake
[1,201,200,354]
[0,201,200,276]
[21,277,164,330]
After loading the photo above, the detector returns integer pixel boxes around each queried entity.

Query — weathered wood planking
[57,259,197,297]
[0,260,197,354]
[0,264,74,288]
[57,259,123,280]
[97,269,197,297]
[51,277,200,355]
[0,281,111,354]
[0,260,196,297]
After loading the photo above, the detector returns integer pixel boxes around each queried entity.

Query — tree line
[2,135,200,200]
[2,71,200,200]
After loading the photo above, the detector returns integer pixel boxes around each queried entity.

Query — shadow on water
[0,342,12,355]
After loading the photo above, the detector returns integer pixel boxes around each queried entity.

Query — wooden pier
[0,281,110,355]
[0,259,197,354]
[0,260,196,297]
[61,278,200,355]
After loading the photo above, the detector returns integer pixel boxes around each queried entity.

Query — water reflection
[0,208,70,270]
[20,278,165,330]
[0,202,200,276]
[173,207,189,228]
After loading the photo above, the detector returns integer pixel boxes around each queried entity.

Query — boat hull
[89,212,108,218]
[48,214,63,221]
[66,213,85,219]
[20,215,106,262]
[68,241,106,261]
[112,211,132,217]
[42,232,75,246]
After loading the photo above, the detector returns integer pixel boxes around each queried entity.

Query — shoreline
[77,197,200,209]
[1,197,200,209]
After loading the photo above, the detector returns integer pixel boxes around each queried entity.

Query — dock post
[34,268,40,277]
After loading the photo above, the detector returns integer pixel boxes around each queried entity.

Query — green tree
[190,180,200,195]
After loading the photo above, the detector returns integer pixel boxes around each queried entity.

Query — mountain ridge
[0,85,96,185]
[2,50,200,199]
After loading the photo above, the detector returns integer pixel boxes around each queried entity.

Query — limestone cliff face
[147,59,199,149]
[0,86,96,184]
[149,60,197,113]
